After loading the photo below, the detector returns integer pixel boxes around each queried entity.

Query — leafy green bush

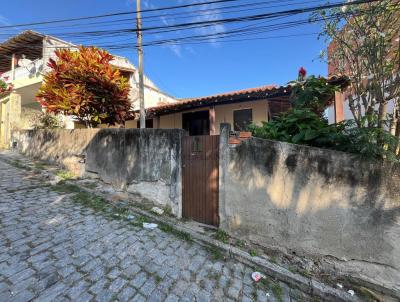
[249,109,399,162]
[248,108,343,148]
[335,120,399,162]
[289,76,340,115]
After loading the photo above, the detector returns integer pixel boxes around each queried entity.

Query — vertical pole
[11,53,16,82]
[136,0,145,128]
[209,105,216,135]
[334,91,344,123]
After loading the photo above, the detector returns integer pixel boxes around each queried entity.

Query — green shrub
[249,109,399,162]
[289,75,341,115]
[248,108,343,148]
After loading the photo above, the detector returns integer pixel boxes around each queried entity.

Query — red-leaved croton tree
[37,46,132,128]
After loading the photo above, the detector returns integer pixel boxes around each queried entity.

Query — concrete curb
[70,181,360,302]
[119,206,360,302]
[0,153,360,302]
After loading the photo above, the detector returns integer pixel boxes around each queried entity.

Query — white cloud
[0,15,10,26]
[191,2,226,47]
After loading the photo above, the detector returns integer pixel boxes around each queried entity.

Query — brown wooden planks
[182,135,219,226]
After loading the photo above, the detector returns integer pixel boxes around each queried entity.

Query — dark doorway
[182,110,210,136]
[182,135,219,226]
[136,119,154,128]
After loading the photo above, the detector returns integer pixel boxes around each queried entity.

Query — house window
[137,119,153,128]
[182,110,210,136]
[233,108,252,131]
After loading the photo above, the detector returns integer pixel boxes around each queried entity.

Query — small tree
[316,1,400,130]
[37,46,132,128]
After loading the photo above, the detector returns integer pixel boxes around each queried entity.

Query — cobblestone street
[0,157,298,302]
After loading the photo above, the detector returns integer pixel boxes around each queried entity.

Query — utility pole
[136,0,145,128]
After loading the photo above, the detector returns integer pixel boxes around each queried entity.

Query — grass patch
[208,246,224,262]
[270,282,284,302]
[82,182,98,190]
[72,191,108,212]
[270,256,277,263]
[207,271,221,281]
[288,265,297,274]
[129,215,149,228]
[34,162,47,170]
[10,160,31,170]
[51,183,82,194]
[260,277,270,288]
[214,229,229,244]
[56,170,75,180]
[163,205,173,217]
[155,275,162,283]
[299,269,312,278]
[235,239,245,248]
[159,223,192,242]
[358,287,378,302]
[249,249,257,257]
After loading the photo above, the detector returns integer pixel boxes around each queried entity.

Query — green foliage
[270,282,284,302]
[249,249,257,257]
[249,109,399,162]
[248,108,343,148]
[0,78,13,94]
[55,170,75,180]
[31,112,64,129]
[214,229,229,244]
[158,223,192,242]
[289,76,340,115]
[72,192,108,212]
[235,239,245,248]
[37,46,132,128]
[335,119,400,162]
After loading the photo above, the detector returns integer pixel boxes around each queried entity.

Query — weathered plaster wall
[12,129,99,174]
[219,124,400,290]
[12,129,183,216]
[85,129,183,216]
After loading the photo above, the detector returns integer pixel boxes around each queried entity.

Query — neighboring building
[145,85,292,135]
[326,28,399,131]
[0,30,175,146]
[127,78,346,135]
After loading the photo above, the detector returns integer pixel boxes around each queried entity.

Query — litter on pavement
[251,271,266,282]
[151,207,164,215]
[126,215,135,221]
[143,222,158,229]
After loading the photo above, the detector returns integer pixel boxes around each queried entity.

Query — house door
[0,99,10,147]
[182,110,210,136]
[182,135,219,226]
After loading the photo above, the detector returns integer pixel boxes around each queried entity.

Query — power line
[0,0,386,54]
[0,0,240,30]
[0,0,379,40]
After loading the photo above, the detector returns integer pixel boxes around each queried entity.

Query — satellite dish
[17,58,33,68]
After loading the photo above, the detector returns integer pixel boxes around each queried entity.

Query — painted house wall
[0,33,176,136]
[127,100,270,134]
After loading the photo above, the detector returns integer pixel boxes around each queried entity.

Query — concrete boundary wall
[219,123,400,291]
[12,129,184,216]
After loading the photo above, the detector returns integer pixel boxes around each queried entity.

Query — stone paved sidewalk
[0,157,302,302]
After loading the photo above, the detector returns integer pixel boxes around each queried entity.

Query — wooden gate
[182,135,219,226]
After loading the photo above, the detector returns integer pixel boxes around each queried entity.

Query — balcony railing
[2,58,44,83]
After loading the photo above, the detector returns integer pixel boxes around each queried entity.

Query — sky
[0,0,330,99]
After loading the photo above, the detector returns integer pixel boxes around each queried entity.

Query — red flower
[298,67,307,78]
